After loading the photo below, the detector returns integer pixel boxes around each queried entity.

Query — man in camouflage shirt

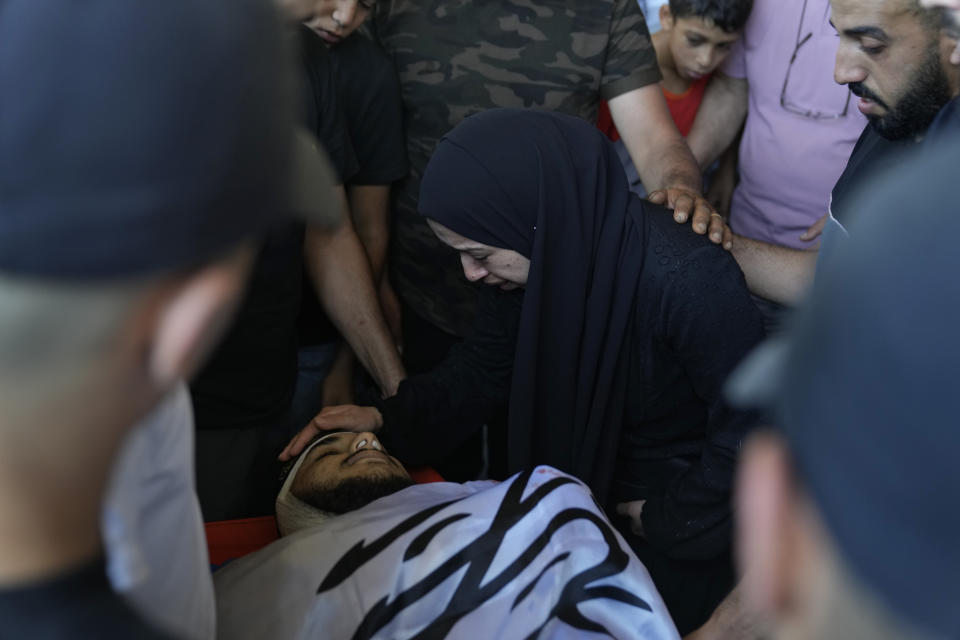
[368,0,717,347]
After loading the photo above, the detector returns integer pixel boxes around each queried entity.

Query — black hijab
[419,108,647,502]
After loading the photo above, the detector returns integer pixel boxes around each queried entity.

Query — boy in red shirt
[599,0,752,139]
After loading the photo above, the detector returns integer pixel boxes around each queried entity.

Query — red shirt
[596,73,711,140]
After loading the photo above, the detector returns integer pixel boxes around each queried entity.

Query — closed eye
[308,448,339,464]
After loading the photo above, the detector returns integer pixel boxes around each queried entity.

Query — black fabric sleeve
[830,126,912,226]
[641,245,765,560]
[331,33,408,185]
[371,288,521,466]
[298,26,359,184]
[0,557,173,639]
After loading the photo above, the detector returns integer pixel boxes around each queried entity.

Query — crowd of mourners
[1,0,959,638]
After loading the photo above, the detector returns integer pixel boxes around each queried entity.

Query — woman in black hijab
[282,108,765,632]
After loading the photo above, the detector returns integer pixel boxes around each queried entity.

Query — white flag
[215,466,679,639]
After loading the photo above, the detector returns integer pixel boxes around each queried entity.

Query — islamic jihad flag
[214,466,680,639]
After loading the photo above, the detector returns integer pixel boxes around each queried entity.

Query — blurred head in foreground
[0,0,337,585]
[728,141,960,640]
[277,431,413,536]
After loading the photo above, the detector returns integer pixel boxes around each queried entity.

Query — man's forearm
[687,73,749,169]
[304,214,405,396]
[609,85,703,194]
[347,184,390,283]
[730,234,818,306]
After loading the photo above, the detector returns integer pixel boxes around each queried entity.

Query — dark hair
[668,0,754,33]
[914,1,952,33]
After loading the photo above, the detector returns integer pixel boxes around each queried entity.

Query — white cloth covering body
[215,466,679,639]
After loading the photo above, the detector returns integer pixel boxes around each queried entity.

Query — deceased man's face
[290,431,413,514]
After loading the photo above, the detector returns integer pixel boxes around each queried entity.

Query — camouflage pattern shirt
[369,0,661,338]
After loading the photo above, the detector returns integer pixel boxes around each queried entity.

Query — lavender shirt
[723,0,866,249]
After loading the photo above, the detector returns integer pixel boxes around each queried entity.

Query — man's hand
[615,499,647,537]
[648,187,733,250]
[606,86,730,247]
[278,405,383,461]
[799,214,828,243]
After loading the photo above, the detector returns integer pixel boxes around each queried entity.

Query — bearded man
[715,0,960,307]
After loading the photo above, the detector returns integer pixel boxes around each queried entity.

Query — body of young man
[216,432,680,639]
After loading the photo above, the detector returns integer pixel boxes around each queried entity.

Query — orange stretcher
[205,467,445,567]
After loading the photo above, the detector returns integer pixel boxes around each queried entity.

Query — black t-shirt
[831,124,916,226]
[0,558,172,639]
[298,31,409,347]
[191,222,306,430]
[331,31,408,185]
[190,27,356,431]
[299,25,359,183]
